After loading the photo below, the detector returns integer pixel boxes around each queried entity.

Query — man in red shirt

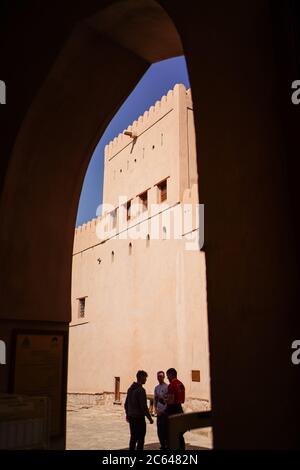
[166,368,185,450]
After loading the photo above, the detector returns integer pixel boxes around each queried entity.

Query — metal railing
[167,411,212,450]
[0,394,50,450]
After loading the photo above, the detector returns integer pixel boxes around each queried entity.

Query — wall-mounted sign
[10,330,67,436]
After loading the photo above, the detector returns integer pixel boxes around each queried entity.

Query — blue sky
[76,55,190,226]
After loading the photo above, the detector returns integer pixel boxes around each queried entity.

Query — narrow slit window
[78,298,86,319]
[126,200,131,221]
[111,209,117,229]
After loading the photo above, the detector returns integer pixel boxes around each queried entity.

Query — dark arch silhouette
[0,0,299,450]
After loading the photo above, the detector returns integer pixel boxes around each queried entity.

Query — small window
[78,298,86,319]
[191,370,201,382]
[126,200,131,221]
[146,234,150,247]
[129,242,132,255]
[111,251,115,262]
[157,179,167,203]
[111,209,117,229]
[139,191,148,211]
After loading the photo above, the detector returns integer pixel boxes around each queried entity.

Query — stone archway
[0,0,299,450]
[0,0,184,449]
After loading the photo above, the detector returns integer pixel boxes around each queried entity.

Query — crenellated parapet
[74,83,195,254]
[104,83,191,161]
[74,216,102,254]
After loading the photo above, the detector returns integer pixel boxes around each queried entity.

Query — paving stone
[66,403,212,450]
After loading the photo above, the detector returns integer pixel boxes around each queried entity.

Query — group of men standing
[124,368,185,451]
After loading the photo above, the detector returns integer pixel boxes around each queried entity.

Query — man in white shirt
[154,371,168,450]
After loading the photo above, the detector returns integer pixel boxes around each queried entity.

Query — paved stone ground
[66,403,212,450]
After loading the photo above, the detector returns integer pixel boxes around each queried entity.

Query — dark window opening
[111,209,117,229]
[126,200,131,221]
[191,370,201,382]
[139,191,148,211]
[114,377,121,403]
[78,298,86,318]
[157,179,167,202]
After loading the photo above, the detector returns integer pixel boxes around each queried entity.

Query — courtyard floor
[66,402,212,450]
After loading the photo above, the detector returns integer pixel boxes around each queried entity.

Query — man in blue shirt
[154,371,168,450]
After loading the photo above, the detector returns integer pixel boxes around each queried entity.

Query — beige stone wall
[68,84,210,408]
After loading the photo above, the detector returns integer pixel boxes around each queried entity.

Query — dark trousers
[157,413,167,449]
[129,416,146,451]
[166,404,185,450]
